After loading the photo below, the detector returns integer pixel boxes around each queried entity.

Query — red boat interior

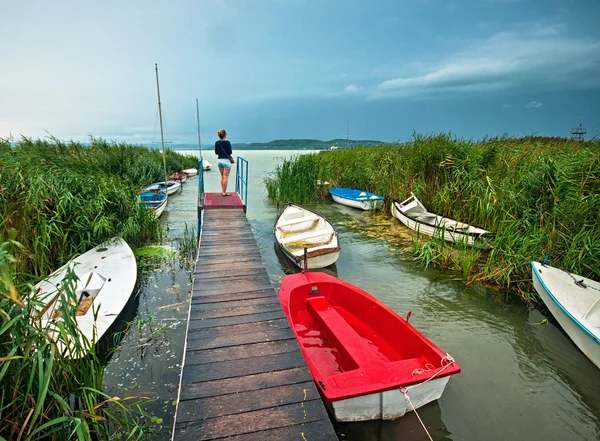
[282,273,460,401]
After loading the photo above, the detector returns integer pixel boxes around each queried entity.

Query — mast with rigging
[154,63,168,183]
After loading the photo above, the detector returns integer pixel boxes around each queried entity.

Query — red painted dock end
[203,192,245,209]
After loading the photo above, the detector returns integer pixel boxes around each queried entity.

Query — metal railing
[235,156,248,211]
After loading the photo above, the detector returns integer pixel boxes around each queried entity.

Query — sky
[1,0,599,144]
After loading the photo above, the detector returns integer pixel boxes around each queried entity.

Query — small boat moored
[278,271,460,421]
[274,203,340,269]
[139,189,167,218]
[182,168,198,176]
[392,193,490,247]
[330,187,384,211]
[143,180,181,196]
[33,238,137,358]
[531,262,600,369]
[171,172,187,183]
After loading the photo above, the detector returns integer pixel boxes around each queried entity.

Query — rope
[566,270,600,293]
[400,387,433,441]
[412,353,456,387]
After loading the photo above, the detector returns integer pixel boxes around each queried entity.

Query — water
[103,150,600,440]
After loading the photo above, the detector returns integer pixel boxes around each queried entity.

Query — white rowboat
[391,193,490,247]
[34,238,137,358]
[531,262,600,369]
[182,168,198,176]
[275,203,340,269]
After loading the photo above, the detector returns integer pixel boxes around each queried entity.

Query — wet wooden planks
[173,208,337,441]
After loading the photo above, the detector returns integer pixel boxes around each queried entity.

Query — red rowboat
[278,271,460,421]
[171,172,187,183]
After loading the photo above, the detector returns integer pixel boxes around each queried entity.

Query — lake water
[103,150,600,440]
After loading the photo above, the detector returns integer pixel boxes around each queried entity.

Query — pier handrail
[235,156,249,210]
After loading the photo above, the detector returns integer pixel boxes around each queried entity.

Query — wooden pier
[172,193,337,440]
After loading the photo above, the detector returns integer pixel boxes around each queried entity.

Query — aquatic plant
[265,134,600,298]
[0,137,198,281]
[0,235,158,440]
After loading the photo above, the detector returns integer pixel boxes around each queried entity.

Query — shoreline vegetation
[0,137,198,439]
[265,133,600,301]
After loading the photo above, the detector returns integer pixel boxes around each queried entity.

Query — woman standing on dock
[215,129,234,196]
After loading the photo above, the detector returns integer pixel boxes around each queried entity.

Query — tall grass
[265,134,600,298]
[0,137,199,438]
[0,137,198,280]
[0,235,157,440]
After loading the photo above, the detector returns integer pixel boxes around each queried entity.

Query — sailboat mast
[196,98,202,156]
[155,63,168,183]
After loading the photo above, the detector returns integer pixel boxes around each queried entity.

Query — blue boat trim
[531,261,600,345]
[329,187,384,201]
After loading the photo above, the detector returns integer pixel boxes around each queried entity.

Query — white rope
[401,387,433,441]
[413,353,455,387]
[401,353,456,441]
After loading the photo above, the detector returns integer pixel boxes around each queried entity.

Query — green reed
[0,137,198,280]
[265,134,600,298]
[0,137,198,438]
[0,235,158,440]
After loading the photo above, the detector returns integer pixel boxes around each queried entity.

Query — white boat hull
[391,197,488,247]
[329,376,450,421]
[165,182,181,195]
[153,199,167,218]
[331,194,382,211]
[531,262,600,369]
[182,168,198,176]
[35,238,137,358]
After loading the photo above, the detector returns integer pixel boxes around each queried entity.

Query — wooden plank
[189,295,278,311]
[218,420,337,441]
[187,317,287,335]
[196,253,264,269]
[176,381,318,422]
[181,351,307,383]
[191,281,274,296]
[187,310,285,329]
[179,366,312,401]
[194,262,265,273]
[184,339,299,365]
[185,328,294,351]
[190,289,276,305]
[173,400,330,441]
[189,302,282,320]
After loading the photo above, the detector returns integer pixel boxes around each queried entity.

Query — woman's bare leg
[221,168,231,195]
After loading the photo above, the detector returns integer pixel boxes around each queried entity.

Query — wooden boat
[531,262,600,369]
[330,187,384,211]
[182,168,198,176]
[143,180,181,196]
[33,238,137,358]
[391,193,490,246]
[139,189,167,218]
[171,172,187,183]
[274,203,340,269]
[278,271,461,421]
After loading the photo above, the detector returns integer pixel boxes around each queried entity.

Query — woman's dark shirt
[215,140,232,159]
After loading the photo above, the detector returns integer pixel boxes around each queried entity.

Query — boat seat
[279,230,333,244]
[276,215,320,228]
[307,297,383,367]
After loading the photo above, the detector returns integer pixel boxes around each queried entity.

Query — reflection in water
[332,401,451,441]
